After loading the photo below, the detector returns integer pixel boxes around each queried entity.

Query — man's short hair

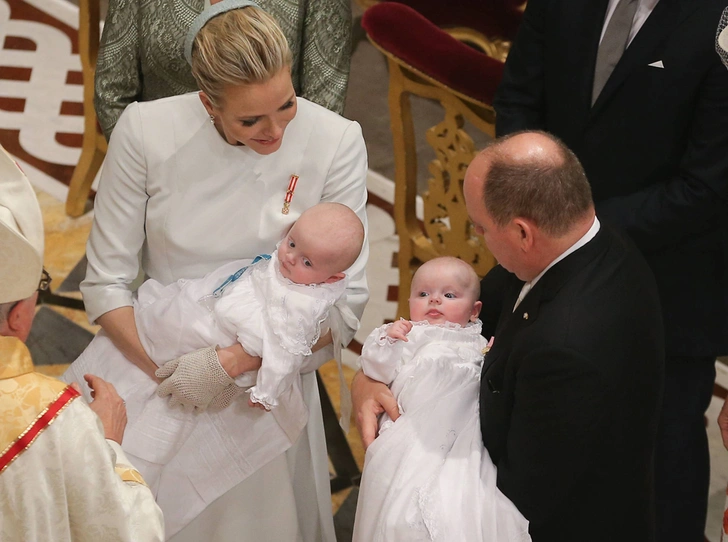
[482,130,593,237]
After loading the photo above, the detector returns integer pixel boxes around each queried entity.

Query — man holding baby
[353,130,664,542]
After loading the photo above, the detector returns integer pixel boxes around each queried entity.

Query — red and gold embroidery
[0,385,79,474]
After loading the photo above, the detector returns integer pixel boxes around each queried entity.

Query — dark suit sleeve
[492,0,550,136]
[479,265,511,338]
[595,58,728,252]
[496,346,606,525]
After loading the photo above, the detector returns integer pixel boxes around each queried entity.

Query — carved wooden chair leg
[388,59,420,318]
[316,371,361,493]
[65,131,105,217]
[65,0,105,217]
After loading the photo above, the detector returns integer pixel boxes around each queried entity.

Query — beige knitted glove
[156,346,236,411]
[208,383,248,410]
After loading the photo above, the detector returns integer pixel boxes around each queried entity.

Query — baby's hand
[248,397,270,411]
[387,320,413,342]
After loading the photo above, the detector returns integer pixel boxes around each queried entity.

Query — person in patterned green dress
[94,0,352,139]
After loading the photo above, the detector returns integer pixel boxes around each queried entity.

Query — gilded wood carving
[367,19,510,318]
[422,110,497,279]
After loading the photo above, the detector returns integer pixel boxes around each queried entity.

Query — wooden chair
[362,2,515,318]
[65,0,106,217]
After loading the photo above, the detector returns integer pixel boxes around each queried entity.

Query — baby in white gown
[136,201,364,410]
[353,257,531,542]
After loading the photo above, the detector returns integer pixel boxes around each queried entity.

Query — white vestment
[353,321,531,542]
[0,336,164,542]
[65,93,369,541]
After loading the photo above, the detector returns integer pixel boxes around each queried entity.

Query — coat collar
[484,227,611,372]
[0,335,34,380]
[516,226,609,319]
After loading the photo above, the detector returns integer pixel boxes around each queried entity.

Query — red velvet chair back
[382,0,524,42]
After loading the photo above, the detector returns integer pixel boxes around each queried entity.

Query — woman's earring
[209,114,215,124]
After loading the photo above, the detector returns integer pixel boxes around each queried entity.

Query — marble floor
[4,0,728,540]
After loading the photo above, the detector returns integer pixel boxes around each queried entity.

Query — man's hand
[84,374,127,444]
[351,370,400,449]
[387,320,413,342]
[718,396,728,450]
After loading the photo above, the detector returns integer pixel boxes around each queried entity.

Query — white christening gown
[134,249,350,409]
[353,321,531,542]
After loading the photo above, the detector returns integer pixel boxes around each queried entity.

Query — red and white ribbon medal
[282,174,299,215]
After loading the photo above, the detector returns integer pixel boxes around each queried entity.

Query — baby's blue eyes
[418,292,428,297]
[416,291,456,298]
[444,293,455,299]
[284,239,311,267]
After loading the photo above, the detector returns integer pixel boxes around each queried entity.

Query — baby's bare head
[296,203,364,273]
[278,203,364,286]
[413,257,481,301]
[409,257,482,326]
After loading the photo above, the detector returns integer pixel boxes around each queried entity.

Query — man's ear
[4,295,37,341]
[513,218,535,252]
[323,272,346,284]
[470,300,483,321]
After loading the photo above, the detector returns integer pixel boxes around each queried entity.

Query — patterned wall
[0,0,84,193]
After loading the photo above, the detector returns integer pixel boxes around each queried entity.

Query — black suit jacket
[494,0,728,356]
[479,226,664,542]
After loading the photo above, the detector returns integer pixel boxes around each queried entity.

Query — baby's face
[278,223,344,285]
[409,263,480,327]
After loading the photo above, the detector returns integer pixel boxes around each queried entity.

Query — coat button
[523,312,529,320]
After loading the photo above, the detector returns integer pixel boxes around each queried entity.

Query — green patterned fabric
[94,0,352,139]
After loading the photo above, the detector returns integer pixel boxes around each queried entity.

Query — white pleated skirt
[64,339,336,542]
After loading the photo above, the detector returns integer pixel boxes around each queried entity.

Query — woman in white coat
[63,1,368,540]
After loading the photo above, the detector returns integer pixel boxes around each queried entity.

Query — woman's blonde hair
[190,7,292,107]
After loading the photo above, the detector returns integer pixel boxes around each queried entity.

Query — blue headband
[184,0,261,65]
